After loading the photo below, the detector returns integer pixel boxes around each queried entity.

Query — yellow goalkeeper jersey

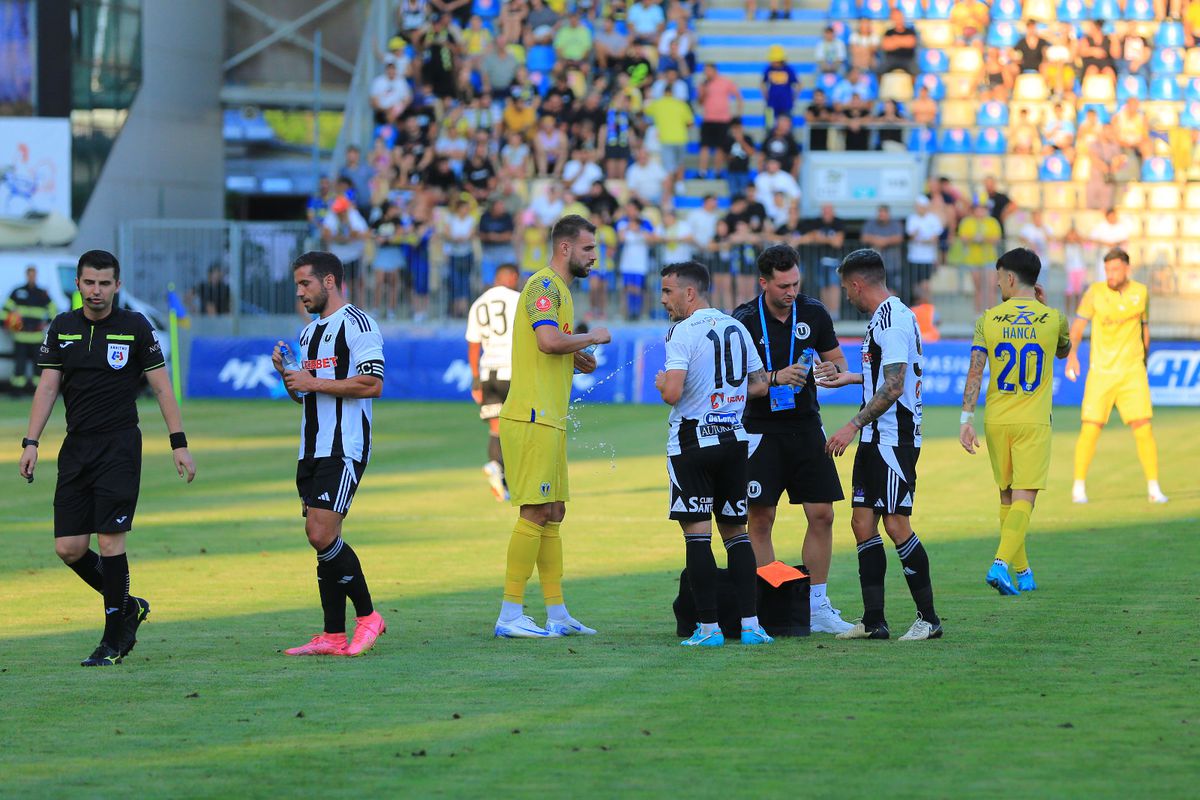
[1077,279,1148,374]
[972,297,1069,426]
[500,267,576,430]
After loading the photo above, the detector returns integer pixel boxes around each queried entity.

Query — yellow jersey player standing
[493,215,611,638]
[1066,248,1168,505]
[960,248,1070,596]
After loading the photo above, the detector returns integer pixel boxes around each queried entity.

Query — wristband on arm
[170,432,188,450]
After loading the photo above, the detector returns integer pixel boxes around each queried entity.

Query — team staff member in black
[19,250,196,667]
[732,244,855,634]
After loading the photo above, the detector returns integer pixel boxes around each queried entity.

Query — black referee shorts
[746,427,844,507]
[54,429,142,537]
[297,456,367,517]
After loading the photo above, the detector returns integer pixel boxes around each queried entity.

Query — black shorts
[746,427,844,506]
[851,441,920,517]
[343,259,362,282]
[479,370,510,420]
[54,429,142,537]
[910,261,934,283]
[605,144,631,162]
[700,121,730,149]
[667,440,749,525]
[296,456,367,517]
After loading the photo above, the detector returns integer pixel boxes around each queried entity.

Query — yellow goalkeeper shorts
[985,423,1052,491]
[1081,370,1153,425]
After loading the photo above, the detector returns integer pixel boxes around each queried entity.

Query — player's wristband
[769,371,777,387]
[21,438,37,448]
[170,432,188,450]
[960,411,975,425]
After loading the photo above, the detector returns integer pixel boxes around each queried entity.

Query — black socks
[487,434,503,466]
[68,549,105,593]
[99,553,130,646]
[723,533,758,619]
[897,534,938,625]
[684,533,718,624]
[316,537,373,633]
[857,535,887,627]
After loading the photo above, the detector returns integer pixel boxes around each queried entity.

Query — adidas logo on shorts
[317,492,331,501]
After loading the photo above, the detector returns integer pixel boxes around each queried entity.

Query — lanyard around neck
[758,294,795,372]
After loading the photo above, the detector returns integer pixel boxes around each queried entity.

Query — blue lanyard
[757,294,795,372]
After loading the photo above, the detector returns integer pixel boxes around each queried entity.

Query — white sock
[1073,479,1086,491]
[1148,480,1163,495]
[499,601,523,623]
[741,616,759,630]
[810,583,827,610]
[546,603,569,621]
[699,621,721,635]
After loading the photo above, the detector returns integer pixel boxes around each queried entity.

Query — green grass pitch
[0,398,1197,797]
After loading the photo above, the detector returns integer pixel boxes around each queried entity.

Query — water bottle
[280,344,308,397]
[797,347,817,387]
[574,344,598,375]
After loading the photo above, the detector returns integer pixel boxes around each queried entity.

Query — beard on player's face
[304,286,329,314]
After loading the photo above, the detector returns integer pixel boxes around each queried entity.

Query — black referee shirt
[37,307,165,435]
[732,293,840,434]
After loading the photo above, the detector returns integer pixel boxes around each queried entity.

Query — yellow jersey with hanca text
[500,267,575,430]
[972,297,1069,426]
[1077,279,1148,374]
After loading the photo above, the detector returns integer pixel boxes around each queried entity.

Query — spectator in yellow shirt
[645,91,694,198]
[957,202,1003,312]
[553,10,593,69]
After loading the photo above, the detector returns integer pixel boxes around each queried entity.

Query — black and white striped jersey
[296,304,385,463]
[859,296,923,447]
[664,308,764,457]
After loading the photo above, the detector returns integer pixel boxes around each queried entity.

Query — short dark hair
[77,249,120,280]
[293,250,344,289]
[757,243,800,279]
[496,262,519,277]
[996,247,1041,287]
[550,214,596,245]
[661,260,710,295]
[837,248,886,284]
[1103,247,1130,264]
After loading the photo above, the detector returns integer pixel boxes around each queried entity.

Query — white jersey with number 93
[465,286,520,380]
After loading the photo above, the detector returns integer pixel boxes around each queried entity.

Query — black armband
[358,359,386,381]
[170,432,188,450]
[22,438,37,448]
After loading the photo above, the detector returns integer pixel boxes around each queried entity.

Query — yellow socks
[998,504,1030,571]
[538,520,564,606]
[995,500,1032,566]
[1133,424,1159,483]
[1073,424,1101,482]
[503,517,544,604]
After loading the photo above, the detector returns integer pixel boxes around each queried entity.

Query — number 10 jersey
[664,308,764,456]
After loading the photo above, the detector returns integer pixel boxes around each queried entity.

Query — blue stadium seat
[938,128,972,152]
[895,0,922,20]
[987,22,1022,48]
[915,73,945,100]
[1039,154,1073,181]
[919,49,949,74]
[991,0,1022,21]
[816,71,840,93]
[1150,75,1183,101]
[1092,0,1121,18]
[860,0,890,19]
[975,128,1007,154]
[1181,100,1200,129]
[1156,21,1186,48]
[924,0,954,20]
[1151,48,1185,76]
[829,19,852,44]
[829,0,858,18]
[1078,103,1112,124]
[907,127,937,153]
[1186,78,1200,101]
[1116,74,1147,102]
[1123,0,1155,20]
[977,100,1010,127]
[1141,157,1175,182]
[1056,0,1088,22]
[527,44,556,73]
[472,0,501,19]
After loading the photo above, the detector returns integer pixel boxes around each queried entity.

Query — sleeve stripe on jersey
[970,345,987,354]
[532,320,558,330]
[144,363,166,372]
[37,363,62,369]
[345,305,374,331]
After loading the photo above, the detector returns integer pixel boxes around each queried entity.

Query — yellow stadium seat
[1072,157,1092,183]
[1040,210,1074,238]
[1008,181,1041,209]
[1144,213,1179,239]
[1186,48,1200,77]
[1180,244,1200,271]
[1181,207,1200,238]
[1120,183,1147,210]
[1140,240,1177,266]
[932,154,971,182]
[1184,184,1200,209]
[879,72,914,102]
[1042,184,1079,209]
[970,155,1004,181]
[1004,155,1040,182]
[1147,184,1182,210]
[1013,73,1049,101]
[1080,74,1116,104]
[1023,0,1057,23]
[1073,210,1105,234]
[939,100,977,127]
[949,47,982,74]
[916,21,954,49]
[1143,103,1180,130]
[943,73,976,100]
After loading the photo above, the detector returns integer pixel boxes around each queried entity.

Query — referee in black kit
[19,250,196,667]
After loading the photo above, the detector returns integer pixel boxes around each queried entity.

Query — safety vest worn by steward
[4,284,57,344]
